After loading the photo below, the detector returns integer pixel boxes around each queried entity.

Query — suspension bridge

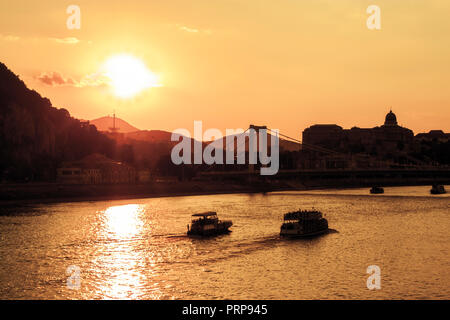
[197,124,450,186]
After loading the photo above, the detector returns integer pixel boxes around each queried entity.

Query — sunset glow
[102,54,160,98]
[1,1,449,134]
[0,0,449,304]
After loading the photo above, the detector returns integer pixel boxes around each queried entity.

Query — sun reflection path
[93,204,164,299]
[105,204,144,240]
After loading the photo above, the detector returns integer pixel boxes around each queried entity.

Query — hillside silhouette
[0,62,203,181]
[0,62,115,181]
[126,130,174,142]
[96,115,300,152]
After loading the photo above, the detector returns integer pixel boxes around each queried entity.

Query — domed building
[384,110,398,126]
[372,110,414,155]
[302,110,414,166]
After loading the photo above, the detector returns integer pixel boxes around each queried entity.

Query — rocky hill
[0,62,115,181]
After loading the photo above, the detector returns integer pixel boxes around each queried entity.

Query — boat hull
[370,187,384,194]
[430,186,446,194]
[280,227,329,238]
[280,217,329,238]
[187,221,232,237]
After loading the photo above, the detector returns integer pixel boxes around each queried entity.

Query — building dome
[384,110,398,126]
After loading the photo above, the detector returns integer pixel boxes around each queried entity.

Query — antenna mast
[109,110,120,133]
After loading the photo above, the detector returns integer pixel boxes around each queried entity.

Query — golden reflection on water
[105,204,144,239]
[1,188,449,299]
[93,204,162,300]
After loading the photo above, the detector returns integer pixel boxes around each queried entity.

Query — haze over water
[0,186,448,300]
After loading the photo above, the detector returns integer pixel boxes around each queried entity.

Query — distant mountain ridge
[208,131,300,152]
[90,116,140,133]
[92,115,300,151]
[126,130,174,142]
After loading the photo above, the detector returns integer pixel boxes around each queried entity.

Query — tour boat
[430,185,446,195]
[280,209,329,238]
[187,212,233,237]
[370,186,384,194]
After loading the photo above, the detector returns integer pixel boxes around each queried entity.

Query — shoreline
[0,188,275,206]
[0,179,447,206]
[0,181,298,206]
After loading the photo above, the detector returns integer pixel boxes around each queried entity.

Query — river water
[0,186,448,300]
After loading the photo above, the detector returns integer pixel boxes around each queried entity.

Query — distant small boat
[430,185,446,195]
[280,209,329,238]
[187,212,232,237]
[370,186,384,194]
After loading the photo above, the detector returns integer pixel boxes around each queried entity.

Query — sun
[102,54,160,98]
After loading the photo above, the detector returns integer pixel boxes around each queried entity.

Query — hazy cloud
[179,26,199,33]
[49,37,80,44]
[0,34,20,41]
[37,72,108,88]
[1,35,84,45]
[37,72,76,86]
[177,25,212,35]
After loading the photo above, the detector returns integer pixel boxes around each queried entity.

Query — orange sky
[1,0,449,138]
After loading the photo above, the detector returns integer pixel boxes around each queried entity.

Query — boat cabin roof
[284,210,322,221]
[192,212,217,217]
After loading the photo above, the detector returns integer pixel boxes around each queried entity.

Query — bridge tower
[248,124,268,175]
